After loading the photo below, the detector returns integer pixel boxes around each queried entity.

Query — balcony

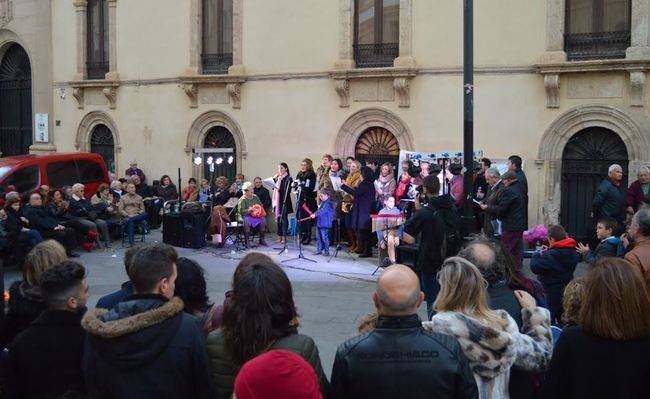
[353,43,399,68]
[86,61,109,80]
[201,53,233,75]
[565,31,630,61]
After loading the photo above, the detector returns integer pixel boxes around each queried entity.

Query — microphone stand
[282,180,316,264]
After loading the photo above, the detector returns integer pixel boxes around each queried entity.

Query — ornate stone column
[105,0,119,80]
[335,0,355,69]
[228,0,245,75]
[540,0,566,64]
[393,0,415,68]
[74,0,88,80]
[187,0,201,75]
[627,0,650,59]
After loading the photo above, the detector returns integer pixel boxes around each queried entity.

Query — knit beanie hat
[234,350,322,399]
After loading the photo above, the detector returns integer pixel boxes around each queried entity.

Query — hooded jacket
[583,236,621,265]
[530,238,579,286]
[423,307,552,399]
[82,294,212,399]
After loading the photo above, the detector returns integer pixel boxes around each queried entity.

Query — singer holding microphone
[295,158,317,245]
[272,163,293,244]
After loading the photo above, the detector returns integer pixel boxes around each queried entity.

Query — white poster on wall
[35,113,48,143]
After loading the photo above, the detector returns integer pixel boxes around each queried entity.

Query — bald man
[330,265,478,399]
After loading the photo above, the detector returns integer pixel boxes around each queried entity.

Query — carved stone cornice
[537,59,650,108]
[329,68,417,108]
[178,75,246,109]
[68,80,120,109]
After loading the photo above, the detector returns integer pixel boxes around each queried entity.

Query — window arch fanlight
[335,107,413,159]
[76,111,121,172]
[90,124,116,173]
[186,110,246,180]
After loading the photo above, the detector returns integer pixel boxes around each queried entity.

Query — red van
[0,153,111,200]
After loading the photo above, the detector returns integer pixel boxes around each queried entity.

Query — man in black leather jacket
[330,264,478,399]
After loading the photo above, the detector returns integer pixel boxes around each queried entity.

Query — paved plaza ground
[2,230,589,376]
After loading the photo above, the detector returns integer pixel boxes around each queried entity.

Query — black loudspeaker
[163,212,207,249]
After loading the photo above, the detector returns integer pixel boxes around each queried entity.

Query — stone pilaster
[105,0,119,80]
[74,1,88,80]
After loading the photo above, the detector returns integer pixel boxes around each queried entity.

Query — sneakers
[313,251,322,256]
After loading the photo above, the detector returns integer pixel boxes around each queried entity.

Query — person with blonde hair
[541,258,650,398]
[560,278,584,328]
[423,257,552,399]
[1,240,68,347]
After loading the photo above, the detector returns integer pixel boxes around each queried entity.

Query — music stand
[370,213,406,275]
[327,217,356,263]
[282,183,316,264]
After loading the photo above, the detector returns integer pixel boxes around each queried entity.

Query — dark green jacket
[206,331,330,399]
[592,177,626,222]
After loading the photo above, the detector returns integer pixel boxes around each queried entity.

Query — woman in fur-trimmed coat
[422,257,553,399]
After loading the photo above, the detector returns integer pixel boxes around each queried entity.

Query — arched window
[0,44,32,157]
[90,124,115,173]
[355,127,400,169]
[354,0,399,68]
[565,0,630,60]
[203,126,236,182]
[87,0,109,79]
[202,0,233,74]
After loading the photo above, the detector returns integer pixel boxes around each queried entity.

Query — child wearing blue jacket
[310,190,334,256]
[576,217,623,263]
[530,224,579,325]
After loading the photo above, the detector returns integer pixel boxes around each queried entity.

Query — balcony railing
[201,53,233,75]
[353,43,399,68]
[86,61,109,80]
[564,31,630,61]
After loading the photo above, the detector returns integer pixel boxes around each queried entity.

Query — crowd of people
[0,234,648,398]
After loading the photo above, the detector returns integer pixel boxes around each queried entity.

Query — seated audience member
[207,260,329,399]
[207,176,238,246]
[131,175,153,200]
[331,264,478,399]
[234,350,323,399]
[423,257,552,399]
[622,209,650,291]
[0,209,10,256]
[3,261,88,399]
[253,176,272,211]
[95,246,140,309]
[530,225,579,325]
[82,245,212,399]
[576,217,621,264]
[541,258,650,399]
[175,257,219,334]
[61,185,73,200]
[68,183,110,248]
[212,176,238,207]
[23,193,80,257]
[182,178,200,202]
[118,183,148,246]
[38,185,50,201]
[110,180,123,201]
[560,278,584,328]
[234,173,246,197]
[125,160,146,183]
[1,240,68,347]
[91,183,120,220]
[47,189,97,251]
[4,193,43,247]
[199,179,211,201]
[237,182,267,248]
[376,195,404,266]
[155,174,179,202]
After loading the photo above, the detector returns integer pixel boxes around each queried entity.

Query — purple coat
[341,179,375,230]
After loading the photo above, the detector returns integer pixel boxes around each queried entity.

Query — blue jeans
[316,228,330,253]
[420,271,441,319]
[126,213,148,243]
[26,229,43,247]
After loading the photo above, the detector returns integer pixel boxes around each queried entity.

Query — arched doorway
[90,124,115,174]
[354,127,400,171]
[0,44,32,157]
[203,126,237,183]
[561,127,628,242]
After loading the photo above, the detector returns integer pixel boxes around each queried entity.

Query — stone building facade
[1,0,649,239]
